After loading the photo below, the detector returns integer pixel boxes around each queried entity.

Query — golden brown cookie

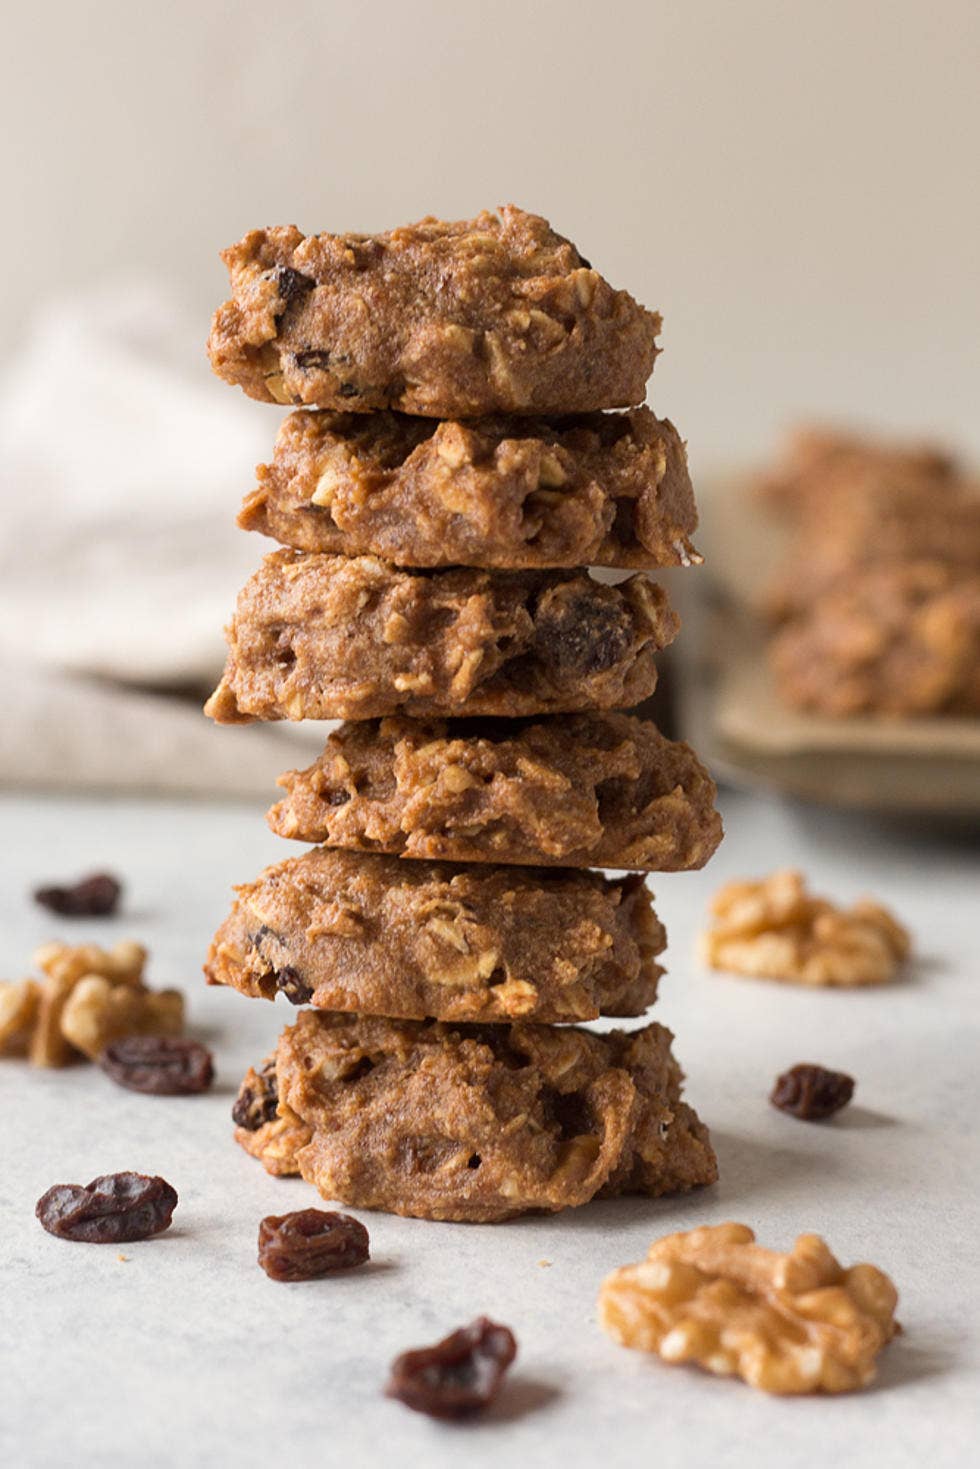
[207,206,660,417]
[232,1011,717,1222]
[765,491,980,622]
[268,713,722,872]
[756,424,960,517]
[770,560,980,716]
[204,552,675,723]
[240,407,698,570]
[205,847,664,1024]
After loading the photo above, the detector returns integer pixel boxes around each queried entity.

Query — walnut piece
[0,940,184,1067]
[598,1222,899,1394]
[698,869,910,986]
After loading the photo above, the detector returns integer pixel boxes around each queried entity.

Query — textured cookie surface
[207,206,660,417]
[234,1012,717,1222]
[269,713,722,871]
[204,552,675,723]
[770,560,980,716]
[205,847,664,1024]
[240,407,698,569]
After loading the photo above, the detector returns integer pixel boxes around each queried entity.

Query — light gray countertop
[2,787,977,1468]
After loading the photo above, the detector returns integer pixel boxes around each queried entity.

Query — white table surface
[2,786,977,1468]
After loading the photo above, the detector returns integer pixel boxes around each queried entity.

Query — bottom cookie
[233,1012,716,1222]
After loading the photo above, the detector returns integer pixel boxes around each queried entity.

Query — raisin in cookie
[268,713,722,871]
[240,407,698,570]
[204,552,675,723]
[207,206,660,417]
[205,847,664,1024]
[233,1012,717,1222]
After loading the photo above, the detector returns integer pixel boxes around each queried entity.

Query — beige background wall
[1,0,977,471]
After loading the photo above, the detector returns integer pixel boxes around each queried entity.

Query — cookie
[239,407,699,570]
[756,425,960,517]
[764,483,980,622]
[770,560,980,716]
[207,206,660,417]
[232,1012,717,1222]
[204,847,664,1024]
[204,552,675,723]
[268,713,722,872]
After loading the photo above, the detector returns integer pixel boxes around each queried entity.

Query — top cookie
[207,206,660,418]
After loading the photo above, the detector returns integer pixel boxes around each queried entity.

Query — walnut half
[598,1222,899,1394]
[698,869,910,986]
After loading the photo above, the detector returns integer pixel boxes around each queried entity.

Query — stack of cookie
[203,207,723,1222]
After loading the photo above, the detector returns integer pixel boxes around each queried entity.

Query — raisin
[99,1035,214,1096]
[232,1059,279,1130]
[36,1172,177,1243]
[338,382,359,398]
[385,1317,517,1418]
[327,788,351,807]
[294,349,333,370]
[33,872,121,917]
[534,589,632,677]
[272,265,314,308]
[770,1063,855,1120]
[276,966,313,1006]
[258,1208,370,1281]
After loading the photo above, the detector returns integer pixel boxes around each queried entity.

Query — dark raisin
[770,1063,855,1121]
[232,1059,279,1130]
[294,349,333,370]
[338,382,359,398]
[36,1172,177,1243]
[33,872,122,917]
[327,788,351,807]
[99,1036,214,1096]
[276,966,313,1006]
[385,1316,517,1419]
[534,589,632,677]
[258,1208,369,1281]
[272,265,314,308]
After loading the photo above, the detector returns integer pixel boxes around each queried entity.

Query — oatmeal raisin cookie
[205,847,664,1024]
[207,206,660,417]
[232,1011,717,1222]
[240,407,698,569]
[204,552,675,723]
[268,713,722,871]
[770,560,980,716]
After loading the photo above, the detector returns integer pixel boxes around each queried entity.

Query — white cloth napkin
[0,278,326,793]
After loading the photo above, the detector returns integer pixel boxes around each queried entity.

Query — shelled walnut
[598,1222,899,1394]
[0,940,184,1067]
[699,869,910,986]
